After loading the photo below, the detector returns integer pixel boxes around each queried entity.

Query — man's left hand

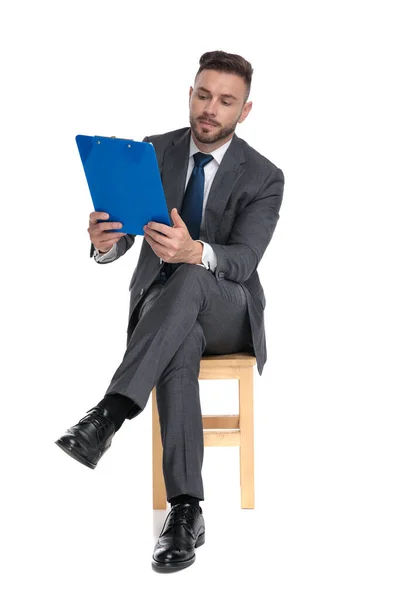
[143,208,202,264]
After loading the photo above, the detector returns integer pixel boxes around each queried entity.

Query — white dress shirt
[94,134,233,271]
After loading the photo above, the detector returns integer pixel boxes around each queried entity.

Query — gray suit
[91,126,285,376]
[90,127,284,500]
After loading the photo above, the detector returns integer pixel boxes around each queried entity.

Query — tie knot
[193,152,214,169]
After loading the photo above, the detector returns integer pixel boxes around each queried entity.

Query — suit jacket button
[140,288,144,296]
[218,272,225,279]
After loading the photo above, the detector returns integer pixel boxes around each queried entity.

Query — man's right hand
[88,211,126,254]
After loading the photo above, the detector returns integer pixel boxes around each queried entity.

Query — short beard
[189,115,237,145]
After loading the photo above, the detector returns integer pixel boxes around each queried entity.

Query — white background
[1,0,399,598]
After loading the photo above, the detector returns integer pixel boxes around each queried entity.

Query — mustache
[198,117,219,126]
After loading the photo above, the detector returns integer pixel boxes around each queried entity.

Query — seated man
[55,49,285,572]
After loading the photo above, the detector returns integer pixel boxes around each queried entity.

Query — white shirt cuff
[194,240,217,272]
[93,243,118,263]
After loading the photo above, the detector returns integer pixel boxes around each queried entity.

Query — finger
[98,222,123,232]
[96,233,126,245]
[144,226,172,247]
[146,221,173,238]
[144,233,168,255]
[144,232,155,249]
[88,222,123,233]
[144,234,164,259]
[89,211,109,224]
[106,234,126,244]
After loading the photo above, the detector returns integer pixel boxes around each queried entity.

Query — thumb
[171,208,186,228]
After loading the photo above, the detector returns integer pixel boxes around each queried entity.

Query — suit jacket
[90,127,285,376]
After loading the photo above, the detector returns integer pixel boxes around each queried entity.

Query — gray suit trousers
[105,263,253,501]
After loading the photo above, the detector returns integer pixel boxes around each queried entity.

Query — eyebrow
[197,86,238,101]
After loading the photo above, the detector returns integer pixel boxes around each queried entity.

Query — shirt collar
[189,133,233,166]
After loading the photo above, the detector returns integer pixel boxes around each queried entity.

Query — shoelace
[78,408,113,433]
[165,504,198,531]
[161,504,199,549]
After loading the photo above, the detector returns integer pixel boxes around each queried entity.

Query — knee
[174,263,211,283]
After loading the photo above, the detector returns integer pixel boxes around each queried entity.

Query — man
[55,50,285,571]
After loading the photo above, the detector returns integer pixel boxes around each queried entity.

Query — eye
[197,94,207,99]
[222,101,231,106]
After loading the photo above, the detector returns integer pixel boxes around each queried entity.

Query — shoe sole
[54,439,97,469]
[151,531,205,572]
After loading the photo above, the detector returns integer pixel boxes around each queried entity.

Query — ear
[238,101,253,124]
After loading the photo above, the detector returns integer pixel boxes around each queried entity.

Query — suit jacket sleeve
[89,135,151,261]
[209,166,284,283]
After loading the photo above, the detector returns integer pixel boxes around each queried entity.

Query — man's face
[189,69,252,146]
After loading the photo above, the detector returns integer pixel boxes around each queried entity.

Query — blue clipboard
[75,134,171,235]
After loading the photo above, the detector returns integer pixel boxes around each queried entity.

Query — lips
[199,120,217,127]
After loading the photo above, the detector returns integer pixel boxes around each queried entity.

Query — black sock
[97,393,136,432]
[170,494,202,512]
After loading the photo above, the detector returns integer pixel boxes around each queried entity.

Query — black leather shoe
[152,503,205,571]
[54,406,116,469]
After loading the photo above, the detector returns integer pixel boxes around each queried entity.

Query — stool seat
[152,352,256,509]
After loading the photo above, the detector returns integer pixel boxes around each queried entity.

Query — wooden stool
[152,352,256,510]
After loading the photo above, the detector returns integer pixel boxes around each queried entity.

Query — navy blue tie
[162,152,214,280]
[180,152,214,240]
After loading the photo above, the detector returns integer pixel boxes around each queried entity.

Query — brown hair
[195,50,253,103]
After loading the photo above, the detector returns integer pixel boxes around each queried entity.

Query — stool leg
[239,366,255,508]
[152,389,167,509]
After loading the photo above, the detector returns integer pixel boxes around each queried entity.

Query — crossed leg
[105,264,253,499]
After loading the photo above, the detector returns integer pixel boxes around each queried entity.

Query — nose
[203,98,218,117]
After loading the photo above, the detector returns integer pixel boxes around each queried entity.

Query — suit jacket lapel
[204,132,246,241]
[161,129,191,224]
[161,128,246,238]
